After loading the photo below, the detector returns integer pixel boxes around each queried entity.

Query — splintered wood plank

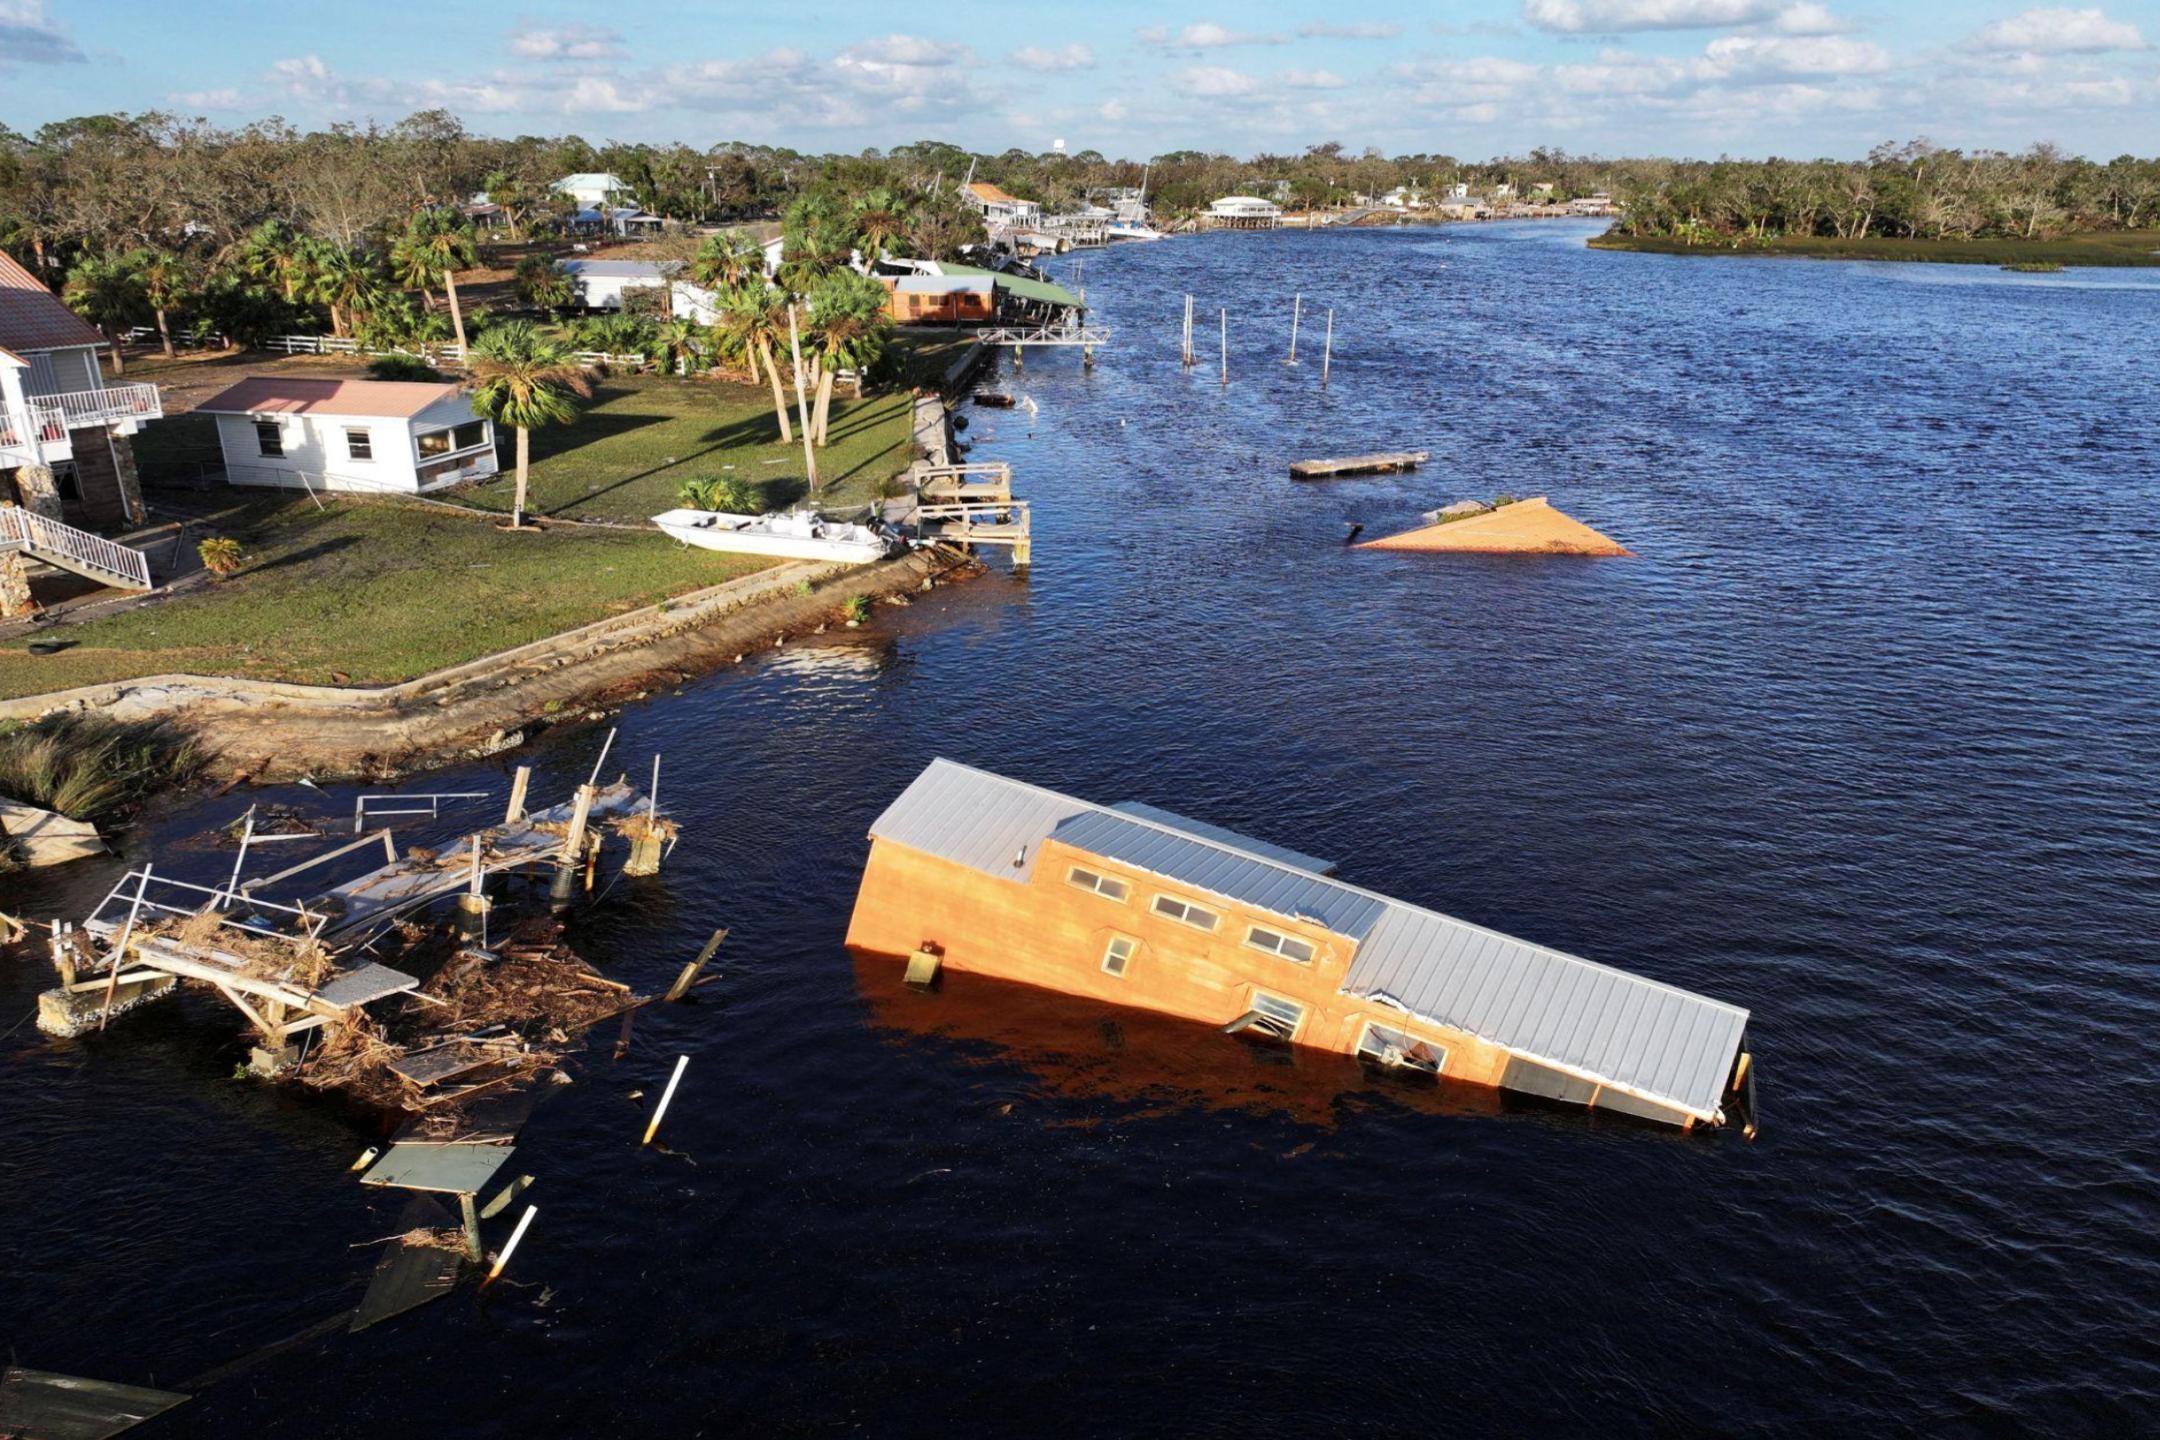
[386,1042,504,1089]
[0,1367,188,1440]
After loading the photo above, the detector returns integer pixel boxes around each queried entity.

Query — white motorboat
[651,508,895,564]
[1103,222,1165,242]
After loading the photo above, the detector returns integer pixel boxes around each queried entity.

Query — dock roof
[932,263,1082,310]
[866,759,1749,1120]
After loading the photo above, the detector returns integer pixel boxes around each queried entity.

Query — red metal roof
[0,251,108,354]
[196,377,468,419]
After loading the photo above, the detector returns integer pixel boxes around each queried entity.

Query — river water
[7,221,2160,1436]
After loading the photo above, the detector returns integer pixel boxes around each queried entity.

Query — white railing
[262,334,646,371]
[32,384,163,430]
[0,400,69,460]
[0,505,153,589]
[973,323,1111,347]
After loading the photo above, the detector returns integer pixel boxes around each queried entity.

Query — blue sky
[6,1,2157,157]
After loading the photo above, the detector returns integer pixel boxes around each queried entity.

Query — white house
[199,377,498,495]
[1204,196,1283,229]
[552,172,637,210]
[961,182,1042,231]
[555,259,721,324]
[1,251,164,531]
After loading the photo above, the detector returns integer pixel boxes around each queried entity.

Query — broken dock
[1289,451,1430,480]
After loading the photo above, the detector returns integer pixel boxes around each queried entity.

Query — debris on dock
[1289,450,1429,480]
[1358,496,1631,556]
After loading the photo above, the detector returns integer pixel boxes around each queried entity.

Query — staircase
[0,506,153,590]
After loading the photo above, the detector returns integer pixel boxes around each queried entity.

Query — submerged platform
[1290,451,1429,480]
[1358,496,1630,556]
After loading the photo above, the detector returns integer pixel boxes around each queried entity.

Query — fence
[123,325,228,349]
[259,335,646,371]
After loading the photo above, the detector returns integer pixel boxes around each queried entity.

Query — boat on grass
[651,509,896,564]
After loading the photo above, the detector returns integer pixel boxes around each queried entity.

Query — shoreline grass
[0,498,776,699]
[1587,230,2160,267]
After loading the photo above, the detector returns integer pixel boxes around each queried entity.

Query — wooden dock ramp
[1290,451,1429,480]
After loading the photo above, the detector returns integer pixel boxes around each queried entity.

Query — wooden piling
[1181,295,1195,368]
[1219,309,1228,386]
[1321,308,1334,388]
[504,766,531,825]
[665,927,729,1002]
[1287,293,1302,364]
[642,1054,689,1146]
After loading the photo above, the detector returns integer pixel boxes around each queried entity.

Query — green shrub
[367,354,443,382]
[678,476,762,514]
[198,536,245,577]
[841,595,872,624]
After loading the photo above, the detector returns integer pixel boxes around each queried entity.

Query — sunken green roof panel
[936,264,1082,310]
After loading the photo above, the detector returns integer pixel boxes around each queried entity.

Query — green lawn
[0,498,776,698]
[1587,230,2160,267]
[449,373,918,522]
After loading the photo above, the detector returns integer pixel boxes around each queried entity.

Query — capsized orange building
[847,760,1756,1131]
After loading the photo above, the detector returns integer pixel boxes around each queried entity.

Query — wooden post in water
[1180,295,1195,368]
[1287,294,1302,365]
[1219,308,1228,386]
[1321,308,1334,389]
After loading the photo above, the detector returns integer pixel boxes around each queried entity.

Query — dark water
[8,222,2160,1436]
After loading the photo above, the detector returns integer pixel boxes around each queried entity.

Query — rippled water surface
[8,222,2160,1436]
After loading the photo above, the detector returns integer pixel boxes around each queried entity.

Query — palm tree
[851,188,914,262]
[721,282,793,442]
[514,255,575,311]
[234,219,306,301]
[805,271,893,448]
[134,248,198,358]
[62,254,151,376]
[466,321,593,529]
[690,229,764,290]
[307,244,383,339]
[654,317,709,376]
[391,212,479,357]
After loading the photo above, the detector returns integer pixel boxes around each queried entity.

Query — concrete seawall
[0,550,968,780]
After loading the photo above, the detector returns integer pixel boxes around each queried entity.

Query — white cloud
[1279,68,1348,88]
[507,23,625,61]
[0,0,81,65]
[1138,23,1288,49]
[171,86,243,110]
[662,37,986,129]
[1178,64,1262,96]
[1098,98,1129,121]
[1522,0,1784,32]
[1703,33,1890,76]
[1009,43,1095,71]
[1298,21,1403,39]
[1772,3,1853,35]
[1966,7,2145,54]
[564,77,647,113]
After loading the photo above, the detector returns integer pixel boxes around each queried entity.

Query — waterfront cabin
[1203,196,1283,230]
[848,760,1755,1130]
[555,259,719,323]
[961,182,1043,232]
[880,274,997,326]
[1,251,164,531]
[199,377,498,495]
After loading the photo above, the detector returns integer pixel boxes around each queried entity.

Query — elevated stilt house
[848,760,1756,1130]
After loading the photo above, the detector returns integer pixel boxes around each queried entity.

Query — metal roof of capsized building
[865,759,1748,1118]
[1107,801,1336,875]
[1050,810,1386,938]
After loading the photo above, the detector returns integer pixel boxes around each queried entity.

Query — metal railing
[0,399,69,460]
[353,791,491,832]
[31,384,163,429]
[0,505,154,589]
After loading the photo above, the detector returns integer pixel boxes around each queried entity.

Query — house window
[1245,925,1316,965]
[1151,894,1218,932]
[1066,866,1129,903]
[1101,935,1137,978]
[1357,1022,1446,1076]
[417,421,488,458]
[1249,991,1305,1039]
[254,419,283,457]
[344,427,372,461]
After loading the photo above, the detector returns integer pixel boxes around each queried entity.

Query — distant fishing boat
[651,508,896,564]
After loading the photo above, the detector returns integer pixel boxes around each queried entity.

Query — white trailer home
[556,260,720,324]
[199,377,499,495]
